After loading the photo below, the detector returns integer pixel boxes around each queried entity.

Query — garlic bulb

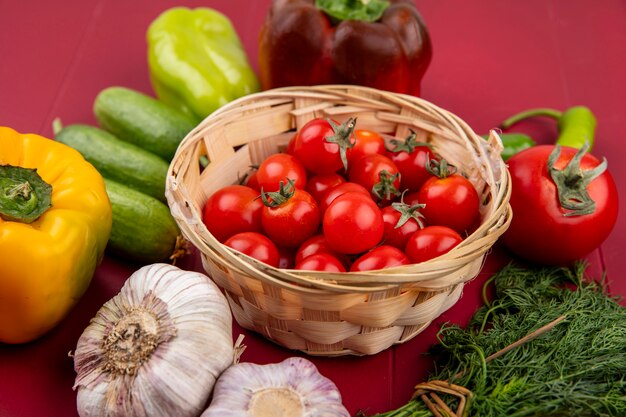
[73,263,234,417]
[201,357,350,417]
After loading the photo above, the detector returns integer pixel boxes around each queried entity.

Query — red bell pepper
[259,0,433,96]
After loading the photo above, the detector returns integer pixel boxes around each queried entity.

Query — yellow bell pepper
[0,126,112,344]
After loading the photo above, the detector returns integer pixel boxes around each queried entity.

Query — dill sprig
[366,262,626,417]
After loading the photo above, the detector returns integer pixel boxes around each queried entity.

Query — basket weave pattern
[166,85,511,356]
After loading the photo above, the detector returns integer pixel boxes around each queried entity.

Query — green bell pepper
[147,7,260,123]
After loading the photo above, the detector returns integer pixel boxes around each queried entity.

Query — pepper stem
[500,108,563,130]
[0,165,52,223]
[547,144,607,217]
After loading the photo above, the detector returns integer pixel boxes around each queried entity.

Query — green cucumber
[94,86,196,161]
[104,178,180,264]
[54,123,168,202]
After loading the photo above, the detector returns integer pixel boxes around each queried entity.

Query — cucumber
[104,178,180,264]
[94,86,196,161]
[54,124,168,202]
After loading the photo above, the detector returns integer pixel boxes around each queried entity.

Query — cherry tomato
[323,192,384,254]
[348,129,387,165]
[202,185,263,242]
[418,160,479,234]
[224,232,280,267]
[349,245,410,272]
[243,167,261,192]
[381,202,425,250]
[277,245,296,269]
[295,253,346,272]
[261,185,320,248]
[404,226,463,263]
[295,234,347,266]
[502,145,618,265]
[257,153,307,191]
[306,173,346,204]
[292,117,357,174]
[318,181,371,216]
[349,153,401,204]
[386,131,435,192]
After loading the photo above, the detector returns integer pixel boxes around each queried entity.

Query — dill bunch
[369,262,626,417]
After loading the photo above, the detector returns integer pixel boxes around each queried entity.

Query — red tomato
[202,185,263,242]
[306,173,346,204]
[404,226,463,263]
[348,129,387,165]
[323,192,384,254]
[244,168,261,192]
[348,153,401,204]
[257,153,307,191]
[386,132,435,192]
[295,253,346,272]
[285,133,296,155]
[381,202,425,250]
[224,232,280,267]
[318,181,371,215]
[502,145,618,265]
[292,117,357,174]
[349,245,410,272]
[295,234,347,266]
[277,246,296,269]
[261,186,320,248]
[418,162,480,234]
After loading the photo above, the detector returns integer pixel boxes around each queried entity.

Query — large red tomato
[323,192,384,254]
[202,185,263,242]
[292,117,357,174]
[502,145,618,265]
[318,181,371,215]
[260,183,320,248]
[256,153,307,191]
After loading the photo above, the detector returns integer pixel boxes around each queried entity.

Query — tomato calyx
[390,197,426,229]
[325,117,358,172]
[386,129,432,154]
[259,179,296,207]
[425,157,458,179]
[547,144,608,216]
[372,169,401,201]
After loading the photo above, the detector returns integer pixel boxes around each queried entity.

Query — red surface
[1,1,625,416]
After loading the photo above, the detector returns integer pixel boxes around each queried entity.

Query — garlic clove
[201,357,350,417]
[73,263,234,417]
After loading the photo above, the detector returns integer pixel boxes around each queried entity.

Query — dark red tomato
[348,153,401,204]
[348,129,387,165]
[418,173,480,234]
[224,232,280,267]
[349,245,410,272]
[295,234,347,266]
[502,145,618,265]
[323,192,384,254]
[381,203,425,250]
[386,133,435,192]
[261,187,320,248]
[285,133,297,155]
[202,185,263,242]
[295,253,346,272]
[244,168,261,192]
[292,117,356,174]
[318,181,371,215]
[306,173,346,204]
[404,226,463,263]
[256,153,307,191]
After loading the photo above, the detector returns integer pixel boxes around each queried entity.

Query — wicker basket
[166,85,511,356]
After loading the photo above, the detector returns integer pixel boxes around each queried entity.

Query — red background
[1,1,625,416]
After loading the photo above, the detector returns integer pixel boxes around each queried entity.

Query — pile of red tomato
[202,117,481,273]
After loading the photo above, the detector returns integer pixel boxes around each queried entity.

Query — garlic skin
[73,263,234,417]
[201,357,350,417]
